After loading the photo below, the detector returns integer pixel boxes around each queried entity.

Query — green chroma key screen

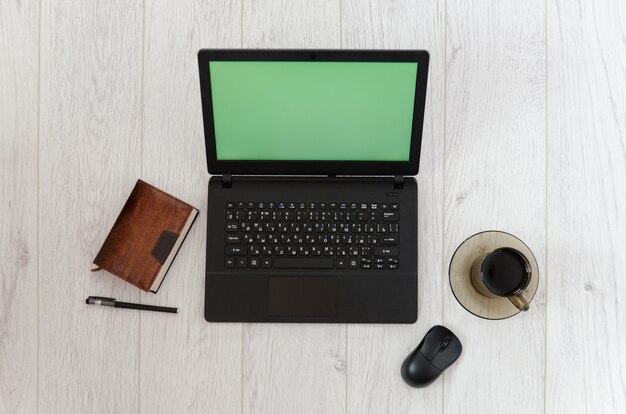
[209,61,418,161]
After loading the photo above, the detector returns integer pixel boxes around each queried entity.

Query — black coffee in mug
[481,248,530,296]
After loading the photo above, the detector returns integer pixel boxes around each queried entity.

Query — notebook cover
[93,179,197,292]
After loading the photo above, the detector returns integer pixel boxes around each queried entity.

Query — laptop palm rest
[269,277,338,317]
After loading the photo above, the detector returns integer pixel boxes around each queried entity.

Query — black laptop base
[204,176,418,323]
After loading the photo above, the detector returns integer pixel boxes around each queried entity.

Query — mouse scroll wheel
[440,337,451,349]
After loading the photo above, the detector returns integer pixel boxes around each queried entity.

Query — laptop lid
[198,49,429,176]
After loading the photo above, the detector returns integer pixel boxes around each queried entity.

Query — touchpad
[269,277,338,317]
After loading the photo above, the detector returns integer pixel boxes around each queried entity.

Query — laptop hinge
[222,173,232,188]
[394,175,404,189]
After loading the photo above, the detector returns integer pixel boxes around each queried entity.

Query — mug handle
[508,292,530,311]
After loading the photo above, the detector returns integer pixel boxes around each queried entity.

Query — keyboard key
[246,202,255,209]
[226,202,235,209]
[390,203,399,210]
[359,203,368,210]
[381,203,389,210]
[262,258,272,268]
[224,257,235,268]
[389,223,399,232]
[225,234,241,244]
[247,211,258,220]
[361,263,372,269]
[382,211,399,222]
[226,222,238,232]
[287,202,297,209]
[308,202,317,209]
[387,257,399,264]
[236,202,245,209]
[349,203,358,210]
[225,245,246,255]
[348,258,359,269]
[381,233,398,245]
[329,202,338,209]
[339,202,348,210]
[387,263,399,270]
[249,257,260,268]
[375,263,385,269]
[374,247,398,256]
[274,258,333,269]
[319,202,327,210]
[237,257,248,268]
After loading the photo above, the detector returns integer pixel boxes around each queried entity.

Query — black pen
[85,296,177,314]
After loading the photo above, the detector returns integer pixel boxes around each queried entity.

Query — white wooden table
[2,1,625,413]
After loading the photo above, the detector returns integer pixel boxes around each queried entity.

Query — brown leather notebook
[93,179,198,293]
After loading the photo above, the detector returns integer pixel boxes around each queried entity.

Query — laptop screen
[208,61,418,162]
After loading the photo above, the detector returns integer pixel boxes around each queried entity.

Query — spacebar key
[274,258,334,269]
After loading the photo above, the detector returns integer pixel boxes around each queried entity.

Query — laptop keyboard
[223,201,400,270]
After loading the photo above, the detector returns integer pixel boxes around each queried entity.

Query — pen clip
[87,296,116,301]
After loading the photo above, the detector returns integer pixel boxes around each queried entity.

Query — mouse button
[418,328,447,360]
[430,336,463,370]
[401,351,441,388]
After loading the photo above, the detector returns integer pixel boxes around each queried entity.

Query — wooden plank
[139,1,242,413]
[546,0,626,411]
[241,2,345,413]
[0,0,39,412]
[443,1,546,413]
[38,1,144,412]
[340,1,445,412]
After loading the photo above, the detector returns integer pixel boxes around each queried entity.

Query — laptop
[198,49,429,323]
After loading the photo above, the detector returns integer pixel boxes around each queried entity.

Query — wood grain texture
[547,0,626,412]
[4,1,625,413]
[38,1,144,412]
[340,1,445,412]
[140,1,242,413]
[0,0,39,412]
[443,1,546,413]
[241,2,346,413]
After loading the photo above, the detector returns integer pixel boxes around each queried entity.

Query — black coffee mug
[470,247,532,311]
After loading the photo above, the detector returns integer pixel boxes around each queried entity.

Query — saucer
[448,230,539,320]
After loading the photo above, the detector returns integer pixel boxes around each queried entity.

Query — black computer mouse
[401,325,462,388]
